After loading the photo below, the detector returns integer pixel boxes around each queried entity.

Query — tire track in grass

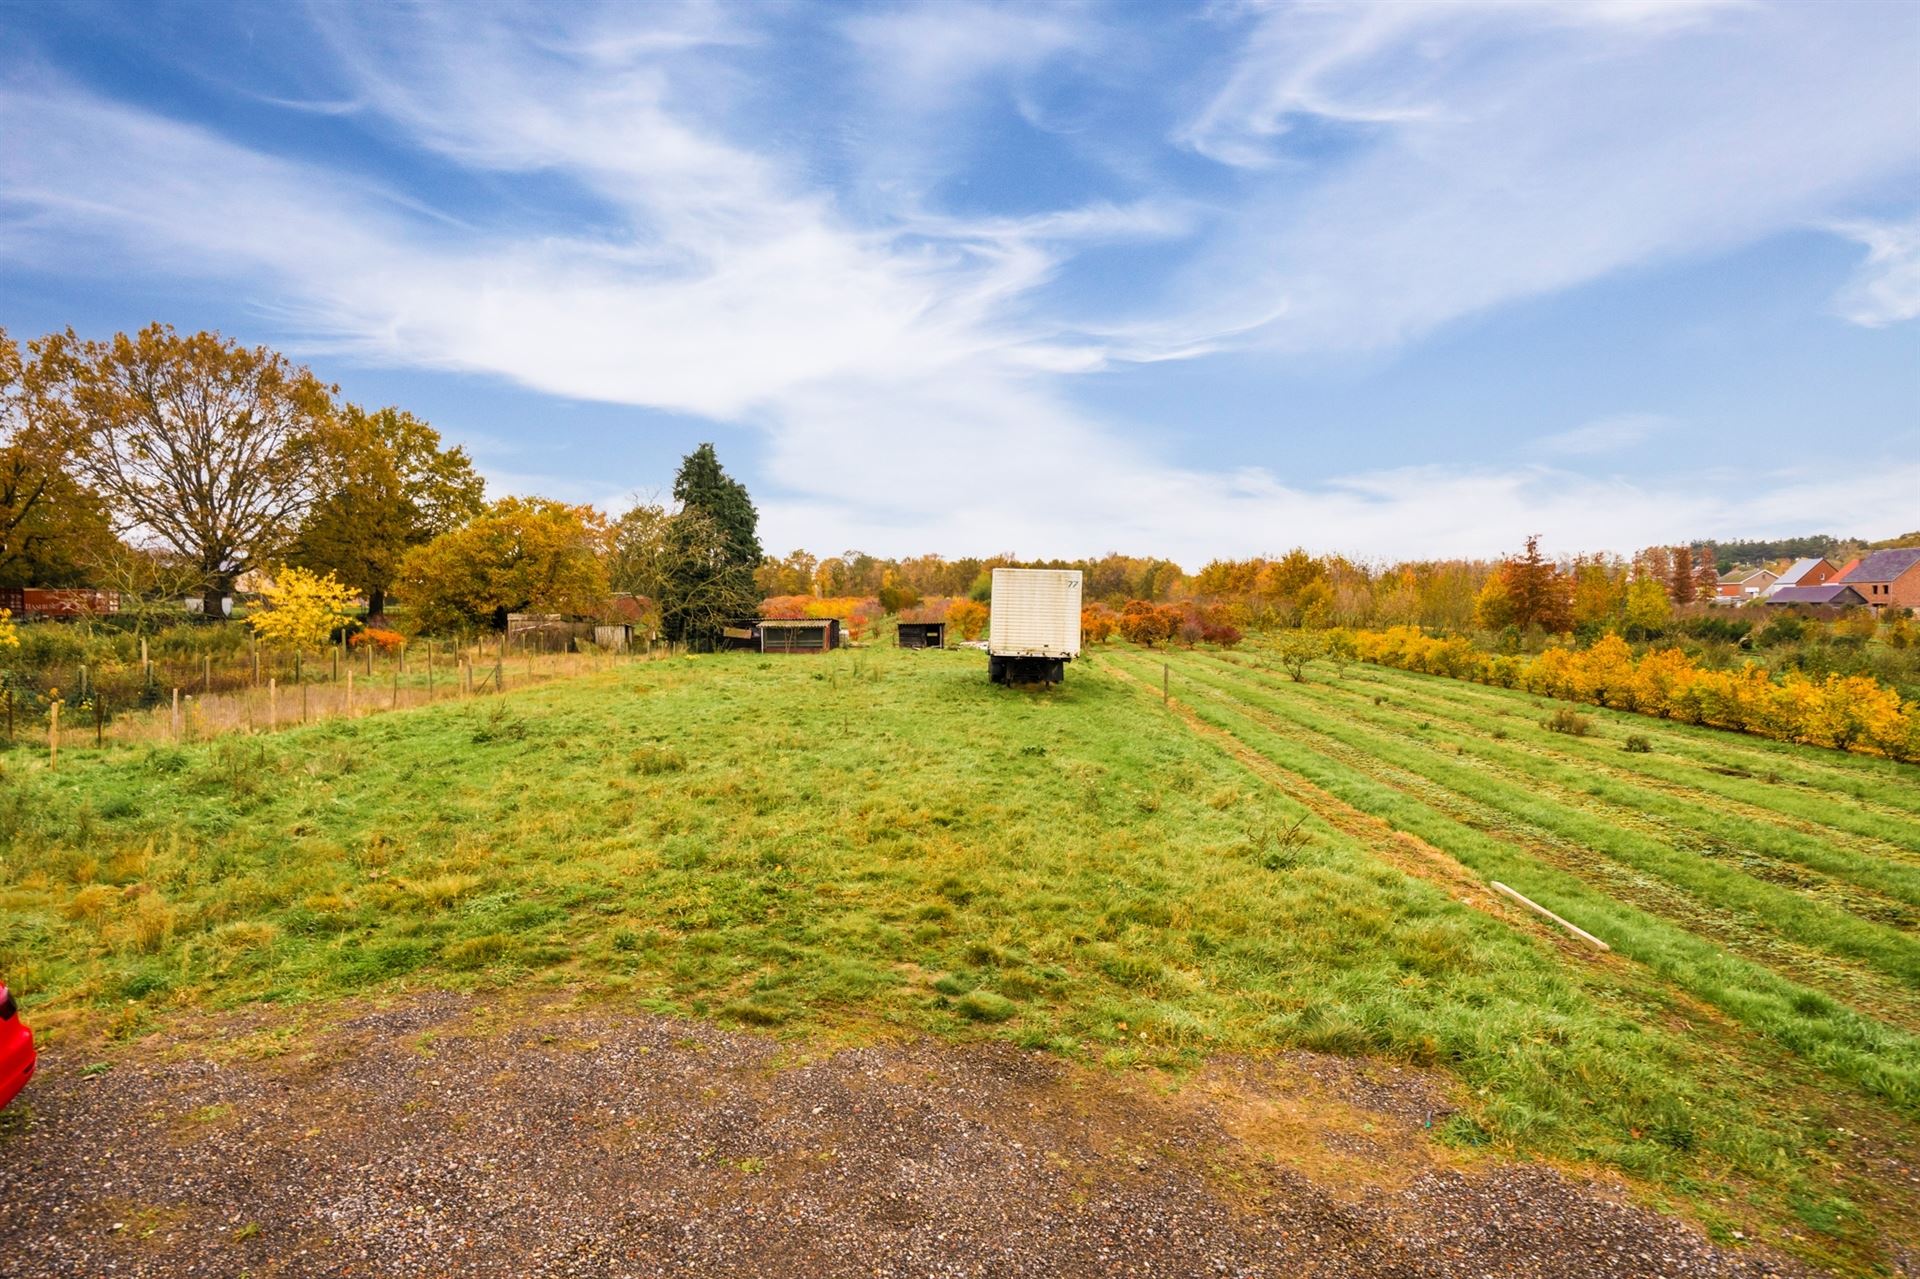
[1165,653,1920,993]
[1205,652,1920,915]
[1165,652,1920,1033]
[1325,658,1920,825]
[1098,656,1509,917]
[1104,647,1920,1116]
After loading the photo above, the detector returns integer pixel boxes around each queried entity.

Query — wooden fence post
[203,654,211,694]
[48,700,59,770]
[250,634,258,686]
[497,632,506,691]
[5,687,11,743]
[391,663,399,709]
[172,688,181,741]
[301,681,309,724]
[269,678,277,729]
[426,640,433,700]
[96,695,104,748]
[346,670,354,716]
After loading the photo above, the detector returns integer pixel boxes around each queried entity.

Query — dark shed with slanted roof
[897,621,946,649]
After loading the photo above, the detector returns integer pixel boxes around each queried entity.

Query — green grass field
[2,642,1916,1271]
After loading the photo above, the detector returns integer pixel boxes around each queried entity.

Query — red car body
[0,983,35,1108]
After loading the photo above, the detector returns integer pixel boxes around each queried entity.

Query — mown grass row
[1170,652,1920,1031]
[1175,652,1920,1021]
[1207,653,1920,911]
[1106,647,1920,1120]
[1155,652,1920,992]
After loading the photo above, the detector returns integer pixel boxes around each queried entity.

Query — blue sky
[2,0,1916,563]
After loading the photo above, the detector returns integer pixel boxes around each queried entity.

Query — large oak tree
[48,323,335,610]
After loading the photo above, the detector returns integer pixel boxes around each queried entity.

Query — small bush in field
[1545,707,1592,736]
[351,627,407,652]
[472,705,529,743]
[630,744,686,774]
[1623,734,1653,753]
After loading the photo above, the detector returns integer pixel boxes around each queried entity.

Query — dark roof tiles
[1837,547,1920,583]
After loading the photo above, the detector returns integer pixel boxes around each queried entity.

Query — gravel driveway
[1,992,1808,1278]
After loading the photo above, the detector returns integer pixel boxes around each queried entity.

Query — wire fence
[5,630,671,760]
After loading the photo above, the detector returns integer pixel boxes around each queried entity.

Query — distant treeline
[1698,532,1920,572]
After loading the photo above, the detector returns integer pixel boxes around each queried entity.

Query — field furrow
[1157,653,1920,1030]
[1154,652,1920,991]
[1201,653,1920,911]
[1102,647,1920,1117]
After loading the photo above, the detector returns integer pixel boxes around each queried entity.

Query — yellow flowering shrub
[247,566,355,649]
[1346,626,1917,760]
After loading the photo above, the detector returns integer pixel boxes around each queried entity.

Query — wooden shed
[897,621,946,649]
[758,618,840,653]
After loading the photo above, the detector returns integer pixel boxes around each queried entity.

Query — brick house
[1772,557,1839,589]
[1715,566,1779,600]
[1836,547,1920,612]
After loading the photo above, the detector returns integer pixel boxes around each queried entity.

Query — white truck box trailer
[987,568,1082,684]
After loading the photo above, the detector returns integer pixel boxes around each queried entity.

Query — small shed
[758,618,840,653]
[592,624,633,652]
[897,621,946,649]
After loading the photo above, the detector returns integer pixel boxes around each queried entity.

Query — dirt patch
[0,992,1811,1278]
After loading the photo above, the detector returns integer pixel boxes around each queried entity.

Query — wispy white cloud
[1157,0,1920,357]
[0,1,1914,564]
[1829,216,1920,327]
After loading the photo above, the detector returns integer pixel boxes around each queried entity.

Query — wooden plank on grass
[1491,881,1611,952]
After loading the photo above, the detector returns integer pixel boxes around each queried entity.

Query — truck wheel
[988,655,1006,684]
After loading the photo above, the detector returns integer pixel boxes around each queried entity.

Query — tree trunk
[367,586,388,622]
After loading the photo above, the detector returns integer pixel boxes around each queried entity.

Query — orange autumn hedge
[1348,627,1920,761]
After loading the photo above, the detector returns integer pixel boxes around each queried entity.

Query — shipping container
[987,568,1081,684]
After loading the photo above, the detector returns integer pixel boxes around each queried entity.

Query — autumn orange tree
[48,324,335,611]
[1668,545,1697,605]
[1117,600,1178,647]
[398,496,611,632]
[1477,535,1571,632]
[1081,602,1117,644]
[947,599,989,640]
[0,327,117,588]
